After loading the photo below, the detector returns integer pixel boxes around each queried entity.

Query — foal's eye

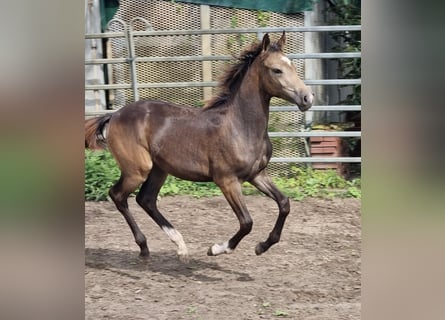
[272,68,282,74]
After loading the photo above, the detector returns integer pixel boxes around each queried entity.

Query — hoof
[207,242,232,256]
[178,253,190,263]
[255,242,267,255]
[139,250,150,259]
[177,246,189,263]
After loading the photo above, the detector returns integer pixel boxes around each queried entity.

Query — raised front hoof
[207,242,233,256]
[255,242,268,255]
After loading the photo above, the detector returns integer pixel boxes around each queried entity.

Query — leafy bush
[85,150,361,201]
[84,150,120,201]
[243,167,361,200]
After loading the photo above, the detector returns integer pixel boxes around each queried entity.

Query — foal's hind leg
[107,136,153,258]
[208,177,253,256]
[136,166,189,262]
[109,172,150,257]
[249,170,290,255]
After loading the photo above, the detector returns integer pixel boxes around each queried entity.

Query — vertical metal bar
[105,18,129,108]
[127,24,139,101]
[200,5,212,102]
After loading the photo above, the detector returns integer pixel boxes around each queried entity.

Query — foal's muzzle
[295,88,314,111]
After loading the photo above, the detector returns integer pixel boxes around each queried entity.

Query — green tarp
[99,0,317,31]
[173,0,318,13]
[100,0,119,31]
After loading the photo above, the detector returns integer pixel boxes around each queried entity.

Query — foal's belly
[151,146,270,183]
[151,143,212,182]
[162,163,213,182]
[148,115,272,182]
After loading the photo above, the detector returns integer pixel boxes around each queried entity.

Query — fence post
[85,0,106,111]
[200,5,212,102]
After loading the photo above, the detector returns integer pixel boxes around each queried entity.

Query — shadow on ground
[85,247,254,283]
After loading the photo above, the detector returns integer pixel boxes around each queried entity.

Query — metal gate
[85,1,361,176]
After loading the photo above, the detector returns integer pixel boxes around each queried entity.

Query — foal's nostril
[303,95,308,103]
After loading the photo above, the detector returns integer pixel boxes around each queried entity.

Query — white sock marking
[162,226,188,257]
[211,241,233,255]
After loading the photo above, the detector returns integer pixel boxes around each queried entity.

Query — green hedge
[85,150,360,201]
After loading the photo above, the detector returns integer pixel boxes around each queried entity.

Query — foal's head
[258,32,314,111]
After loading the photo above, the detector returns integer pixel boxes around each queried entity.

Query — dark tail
[85,114,112,150]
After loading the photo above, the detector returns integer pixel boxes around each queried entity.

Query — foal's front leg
[249,170,290,255]
[208,177,253,256]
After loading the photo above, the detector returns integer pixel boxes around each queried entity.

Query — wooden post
[200,5,212,102]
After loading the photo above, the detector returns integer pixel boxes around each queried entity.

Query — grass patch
[85,150,360,201]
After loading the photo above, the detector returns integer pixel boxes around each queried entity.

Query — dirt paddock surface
[85,195,361,319]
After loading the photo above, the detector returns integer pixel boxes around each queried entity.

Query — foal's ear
[262,33,270,51]
[277,31,286,50]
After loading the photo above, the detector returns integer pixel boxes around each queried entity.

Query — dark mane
[204,41,268,109]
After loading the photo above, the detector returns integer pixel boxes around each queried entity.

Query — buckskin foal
[85,32,314,262]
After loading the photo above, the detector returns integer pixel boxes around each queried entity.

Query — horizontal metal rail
[86,83,132,90]
[135,25,362,36]
[270,157,361,163]
[305,79,361,85]
[85,79,360,90]
[85,25,361,39]
[269,131,361,138]
[270,105,361,111]
[85,32,126,39]
[85,105,361,116]
[289,52,360,59]
[85,52,361,65]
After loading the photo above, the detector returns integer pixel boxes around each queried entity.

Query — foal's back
[108,99,238,182]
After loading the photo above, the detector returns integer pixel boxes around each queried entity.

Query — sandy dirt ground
[85,195,361,319]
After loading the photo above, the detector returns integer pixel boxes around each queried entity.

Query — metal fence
[85,21,361,175]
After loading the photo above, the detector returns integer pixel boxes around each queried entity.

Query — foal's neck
[232,63,271,136]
